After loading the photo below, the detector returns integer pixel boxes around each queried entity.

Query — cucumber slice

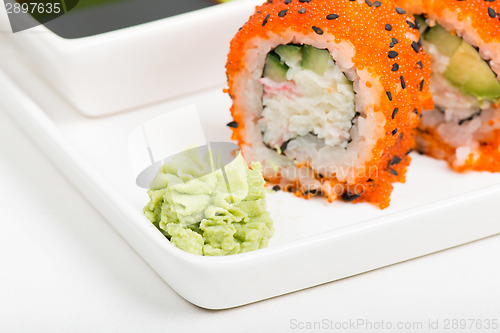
[275,44,303,67]
[444,42,500,101]
[301,45,331,76]
[263,52,288,82]
[424,24,461,57]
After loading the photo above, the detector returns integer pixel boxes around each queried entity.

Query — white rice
[258,51,355,150]
[418,16,500,166]
[235,30,389,190]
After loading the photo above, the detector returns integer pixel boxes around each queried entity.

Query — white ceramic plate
[1,38,500,309]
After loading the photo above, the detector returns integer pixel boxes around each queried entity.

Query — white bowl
[0,0,261,117]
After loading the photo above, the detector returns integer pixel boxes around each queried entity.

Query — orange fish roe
[397,0,500,173]
[396,0,500,43]
[226,0,432,209]
[417,128,500,173]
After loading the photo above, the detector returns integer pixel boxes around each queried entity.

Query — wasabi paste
[143,151,274,256]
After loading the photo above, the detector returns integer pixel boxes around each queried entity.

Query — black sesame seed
[367,178,374,182]
[303,189,318,195]
[414,108,419,115]
[272,185,281,191]
[312,26,324,35]
[390,37,398,48]
[417,60,423,69]
[365,0,372,7]
[284,0,292,4]
[488,7,496,18]
[419,79,425,91]
[411,41,420,53]
[392,63,399,71]
[262,13,270,26]
[342,192,361,202]
[226,121,239,128]
[287,187,293,192]
[278,9,288,17]
[388,168,399,176]
[389,156,402,166]
[395,7,406,14]
[406,19,417,29]
[414,18,420,29]
[326,13,339,20]
[400,75,406,89]
[386,90,392,101]
[298,7,306,14]
[392,128,398,136]
[388,50,398,58]
[373,1,382,7]
[391,108,399,119]
[299,0,311,2]
[385,24,392,31]
[406,149,414,155]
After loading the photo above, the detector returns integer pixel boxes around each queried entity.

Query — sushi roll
[226,0,431,209]
[396,0,500,172]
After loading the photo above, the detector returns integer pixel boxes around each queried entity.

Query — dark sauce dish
[44,0,219,39]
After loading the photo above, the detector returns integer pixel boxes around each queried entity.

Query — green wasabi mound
[143,151,274,256]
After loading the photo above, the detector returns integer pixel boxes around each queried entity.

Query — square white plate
[2,27,500,310]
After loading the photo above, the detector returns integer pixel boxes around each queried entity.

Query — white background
[1,109,500,332]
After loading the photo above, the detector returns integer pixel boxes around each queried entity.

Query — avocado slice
[301,45,332,76]
[424,24,462,57]
[444,42,500,101]
[275,44,303,67]
[263,52,288,82]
